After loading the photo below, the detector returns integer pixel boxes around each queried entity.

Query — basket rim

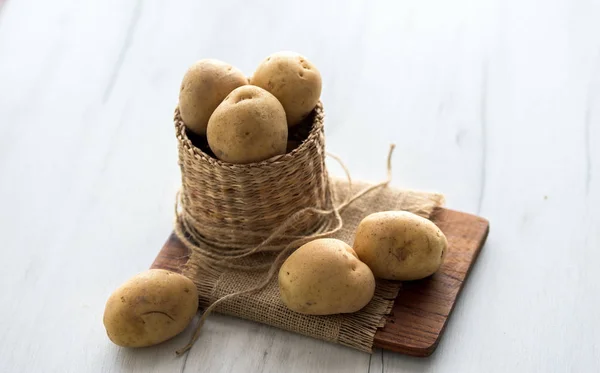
[174,101,324,170]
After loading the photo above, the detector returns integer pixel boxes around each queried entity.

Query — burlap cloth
[183,178,444,353]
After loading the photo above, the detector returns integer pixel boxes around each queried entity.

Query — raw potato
[179,59,247,135]
[279,238,376,315]
[207,85,288,164]
[103,269,199,347]
[353,211,447,281]
[252,51,322,127]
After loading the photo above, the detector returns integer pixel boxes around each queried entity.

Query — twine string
[175,144,395,356]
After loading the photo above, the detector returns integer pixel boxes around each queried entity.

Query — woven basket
[174,102,331,248]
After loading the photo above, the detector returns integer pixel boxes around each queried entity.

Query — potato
[251,52,322,127]
[103,269,199,347]
[279,238,375,315]
[179,59,247,135]
[353,211,447,281]
[207,85,288,164]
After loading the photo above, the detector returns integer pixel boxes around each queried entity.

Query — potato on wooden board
[353,211,447,281]
[103,269,198,348]
[251,51,322,127]
[279,238,376,315]
[179,59,247,135]
[207,85,288,164]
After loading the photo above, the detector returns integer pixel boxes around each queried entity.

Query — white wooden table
[1,0,599,371]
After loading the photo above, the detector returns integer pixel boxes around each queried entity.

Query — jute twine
[174,142,396,355]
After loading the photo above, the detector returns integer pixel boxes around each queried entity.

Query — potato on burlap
[207,85,288,164]
[353,211,447,281]
[278,238,375,315]
[103,269,198,347]
[251,51,321,127]
[179,59,247,135]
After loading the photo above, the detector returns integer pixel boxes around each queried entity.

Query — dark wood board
[151,208,489,357]
[371,208,489,356]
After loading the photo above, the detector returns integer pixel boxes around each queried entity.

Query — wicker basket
[174,102,331,248]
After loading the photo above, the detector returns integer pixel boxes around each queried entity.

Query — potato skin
[103,269,199,347]
[207,85,288,164]
[179,59,247,135]
[279,238,375,315]
[251,52,321,127]
[353,211,447,281]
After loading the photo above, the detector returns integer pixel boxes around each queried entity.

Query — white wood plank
[0,0,185,372]
[0,0,599,371]
[379,0,600,371]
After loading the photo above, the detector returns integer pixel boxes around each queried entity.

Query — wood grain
[151,207,489,356]
[373,208,489,356]
[2,0,599,371]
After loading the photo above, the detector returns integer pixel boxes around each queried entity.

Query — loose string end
[175,304,214,356]
[385,143,396,184]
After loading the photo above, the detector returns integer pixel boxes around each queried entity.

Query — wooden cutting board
[151,207,489,357]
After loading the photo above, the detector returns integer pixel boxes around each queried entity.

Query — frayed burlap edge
[180,179,445,353]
